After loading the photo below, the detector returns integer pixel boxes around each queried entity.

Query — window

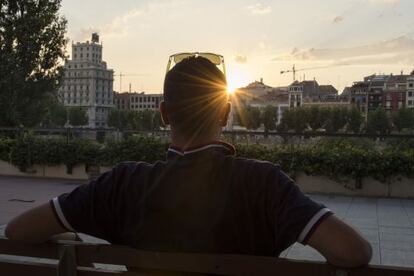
[409,92,413,97]
[409,83,413,88]
[408,100,413,105]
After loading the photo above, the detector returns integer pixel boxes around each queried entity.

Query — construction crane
[280,64,348,82]
[113,72,149,92]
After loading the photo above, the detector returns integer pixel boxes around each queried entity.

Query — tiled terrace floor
[0,176,413,268]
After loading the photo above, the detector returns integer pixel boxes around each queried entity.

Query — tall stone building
[58,33,114,128]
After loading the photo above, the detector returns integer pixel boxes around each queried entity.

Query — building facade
[114,92,163,111]
[384,75,407,113]
[58,33,114,128]
[407,76,414,110]
[350,71,414,115]
[288,80,341,108]
[114,92,130,110]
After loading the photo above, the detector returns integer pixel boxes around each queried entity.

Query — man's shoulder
[107,160,167,182]
[114,160,166,171]
[227,155,280,172]
[224,155,285,186]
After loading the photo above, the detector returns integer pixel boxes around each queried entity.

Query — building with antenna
[58,33,114,128]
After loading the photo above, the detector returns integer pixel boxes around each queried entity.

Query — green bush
[0,136,14,162]
[0,135,412,183]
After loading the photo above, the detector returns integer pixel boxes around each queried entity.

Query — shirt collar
[167,141,235,160]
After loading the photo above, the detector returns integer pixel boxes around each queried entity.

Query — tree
[237,105,261,130]
[0,0,67,127]
[277,108,293,132]
[108,109,132,130]
[245,106,261,130]
[44,100,67,127]
[326,107,347,133]
[292,107,308,133]
[307,106,324,131]
[143,110,155,130]
[152,111,164,130]
[68,107,88,126]
[393,108,414,132]
[262,105,278,133]
[366,107,391,135]
[278,108,307,132]
[346,107,363,133]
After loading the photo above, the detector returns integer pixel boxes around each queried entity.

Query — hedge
[0,134,413,183]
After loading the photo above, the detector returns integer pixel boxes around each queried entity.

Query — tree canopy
[0,0,67,127]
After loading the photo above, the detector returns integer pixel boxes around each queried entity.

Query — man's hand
[5,203,67,243]
[308,215,372,268]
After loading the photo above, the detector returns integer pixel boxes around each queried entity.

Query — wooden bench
[0,236,413,275]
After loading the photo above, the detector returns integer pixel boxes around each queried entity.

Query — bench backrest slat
[1,237,414,275]
[0,237,58,259]
[0,258,57,276]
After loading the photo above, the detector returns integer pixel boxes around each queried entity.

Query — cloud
[368,0,399,4]
[101,9,143,37]
[333,16,344,24]
[74,1,188,39]
[73,9,143,40]
[272,36,414,65]
[247,3,272,15]
[234,55,247,64]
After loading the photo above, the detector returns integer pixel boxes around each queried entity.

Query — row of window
[62,86,111,93]
[64,79,112,86]
[65,99,112,105]
[74,46,101,52]
[131,104,157,109]
[131,96,161,103]
[73,53,101,59]
[64,93,112,99]
[65,68,112,78]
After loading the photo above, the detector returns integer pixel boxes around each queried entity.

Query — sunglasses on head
[166,52,226,77]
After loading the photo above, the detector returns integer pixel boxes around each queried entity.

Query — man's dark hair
[163,56,228,139]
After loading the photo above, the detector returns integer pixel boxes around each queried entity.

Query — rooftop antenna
[114,72,149,92]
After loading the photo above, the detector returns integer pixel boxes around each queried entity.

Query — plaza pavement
[0,175,414,268]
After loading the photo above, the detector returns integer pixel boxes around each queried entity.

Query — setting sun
[226,63,251,94]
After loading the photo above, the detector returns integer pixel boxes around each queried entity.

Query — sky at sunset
[61,0,414,93]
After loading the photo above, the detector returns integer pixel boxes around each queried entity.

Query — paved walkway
[0,176,413,268]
